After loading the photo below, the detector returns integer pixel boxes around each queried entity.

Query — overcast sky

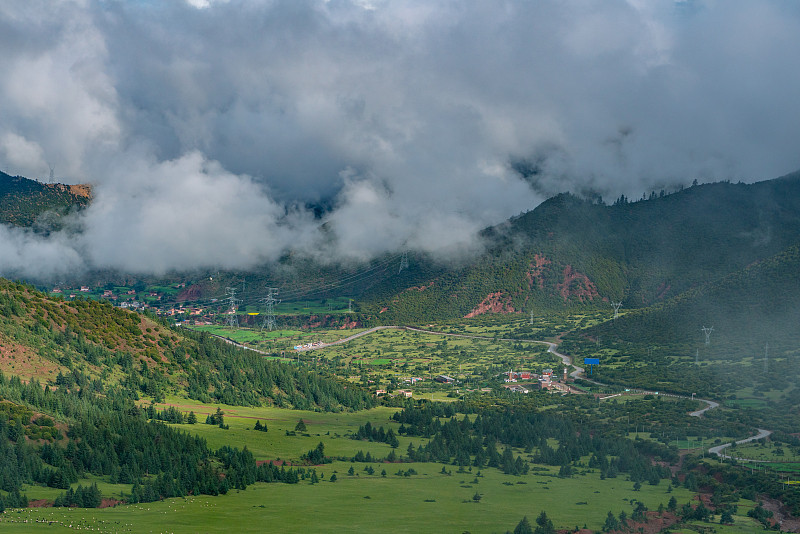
[1,0,799,278]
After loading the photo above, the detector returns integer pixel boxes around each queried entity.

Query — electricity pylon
[225,287,239,328]
[261,288,280,331]
[701,326,714,345]
[398,251,409,273]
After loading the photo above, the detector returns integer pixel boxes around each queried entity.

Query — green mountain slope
[0,279,374,411]
[359,172,800,323]
[0,170,91,228]
[558,243,800,408]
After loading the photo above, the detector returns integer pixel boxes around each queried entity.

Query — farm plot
[315,327,559,390]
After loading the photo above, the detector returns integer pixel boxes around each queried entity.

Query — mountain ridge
[358,171,800,322]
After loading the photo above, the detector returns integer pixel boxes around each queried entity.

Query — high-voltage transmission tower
[529,310,535,325]
[261,288,280,331]
[611,301,622,320]
[764,342,769,373]
[225,287,239,328]
[398,251,409,273]
[701,325,714,345]
[48,165,55,183]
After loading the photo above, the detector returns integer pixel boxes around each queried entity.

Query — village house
[503,370,533,382]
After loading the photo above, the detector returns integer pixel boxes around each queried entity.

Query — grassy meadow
[2,396,714,533]
[1,467,712,533]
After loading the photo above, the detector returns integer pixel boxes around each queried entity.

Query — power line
[153,252,407,315]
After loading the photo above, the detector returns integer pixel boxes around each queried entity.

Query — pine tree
[667,496,677,512]
[534,510,555,534]
[514,516,533,534]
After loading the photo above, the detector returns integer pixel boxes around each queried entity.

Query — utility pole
[701,326,714,345]
[225,287,239,329]
[261,288,280,331]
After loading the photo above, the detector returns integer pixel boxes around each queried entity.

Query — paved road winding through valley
[203,324,771,456]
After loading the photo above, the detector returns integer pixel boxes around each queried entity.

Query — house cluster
[403,377,423,385]
[502,368,571,394]
[374,389,413,398]
[160,306,206,317]
[503,370,532,382]
[119,301,145,310]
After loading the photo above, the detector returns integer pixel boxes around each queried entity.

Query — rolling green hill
[0,279,373,411]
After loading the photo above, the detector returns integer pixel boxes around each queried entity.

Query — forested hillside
[0,170,90,229]
[557,243,800,411]
[357,172,800,323]
[0,277,379,509]
[0,279,374,411]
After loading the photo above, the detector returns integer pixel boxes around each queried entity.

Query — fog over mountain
[1,0,799,277]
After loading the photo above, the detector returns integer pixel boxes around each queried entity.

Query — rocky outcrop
[405,281,434,292]
[464,292,516,318]
[556,265,598,302]
[526,253,551,289]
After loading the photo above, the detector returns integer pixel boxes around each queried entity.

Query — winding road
[201,324,772,456]
[708,428,773,460]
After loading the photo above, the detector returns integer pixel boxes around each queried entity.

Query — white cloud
[0,134,46,178]
[0,0,799,279]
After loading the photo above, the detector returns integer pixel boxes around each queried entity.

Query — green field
[0,467,700,533]
[184,323,564,399]
[2,395,707,533]
[237,297,352,316]
[191,325,309,344]
[151,399,409,462]
[730,440,800,463]
[303,326,558,389]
